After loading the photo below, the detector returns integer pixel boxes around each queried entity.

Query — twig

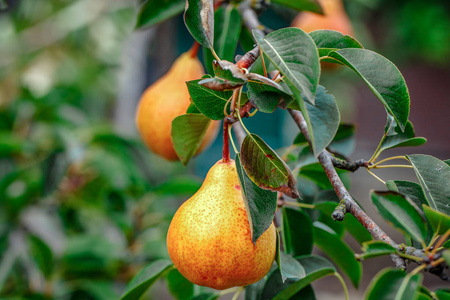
[331,157,370,172]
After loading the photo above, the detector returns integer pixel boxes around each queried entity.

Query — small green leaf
[166,268,194,300]
[240,134,299,198]
[329,49,410,130]
[309,30,363,57]
[313,222,362,288]
[407,154,450,215]
[184,0,214,49]
[171,113,212,166]
[282,207,314,257]
[186,80,232,120]
[364,268,422,300]
[422,205,450,235]
[379,116,426,152]
[262,255,335,300]
[371,191,427,243]
[236,154,277,243]
[199,60,247,90]
[279,252,306,282]
[270,0,323,14]
[135,0,185,29]
[298,162,350,190]
[119,260,173,300]
[357,241,397,261]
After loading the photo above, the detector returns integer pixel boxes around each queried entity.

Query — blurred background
[0,0,449,299]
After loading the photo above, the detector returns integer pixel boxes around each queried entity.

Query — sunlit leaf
[309,29,363,57]
[186,80,232,120]
[356,241,397,261]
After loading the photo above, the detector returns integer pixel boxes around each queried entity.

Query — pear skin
[136,51,219,161]
[167,159,277,290]
[292,0,354,36]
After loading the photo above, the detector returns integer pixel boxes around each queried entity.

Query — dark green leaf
[27,235,53,278]
[298,163,350,190]
[314,201,345,237]
[171,113,212,166]
[309,30,363,57]
[356,241,397,261]
[270,0,323,14]
[240,134,299,198]
[154,176,202,196]
[166,268,194,300]
[371,191,427,243]
[422,205,450,236]
[186,79,232,120]
[364,268,422,300]
[329,49,410,130]
[76,281,119,300]
[245,277,266,300]
[236,154,277,243]
[407,154,450,215]
[282,207,313,257]
[328,124,356,157]
[136,0,185,29]
[313,222,362,287]
[120,260,173,300]
[386,180,428,211]
[435,289,450,300]
[262,255,335,300]
[416,292,434,300]
[343,214,373,244]
[184,0,214,49]
[379,117,426,152]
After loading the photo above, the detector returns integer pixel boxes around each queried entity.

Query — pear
[135,51,219,161]
[167,159,277,290]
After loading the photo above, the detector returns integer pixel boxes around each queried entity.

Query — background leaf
[282,207,313,257]
[240,134,299,198]
[166,268,194,300]
[329,49,410,130]
[184,0,214,49]
[422,205,450,235]
[236,154,277,243]
[270,0,323,14]
[357,241,397,261]
[379,116,426,151]
[371,191,427,243]
[120,260,173,300]
[309,29,363,57]
[136,0,185,29]
[171,113,212,166]
[364,268,422,300]
[186,80,232,120]
[407,154,450,215]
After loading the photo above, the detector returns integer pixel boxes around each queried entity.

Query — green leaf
[199,60,247,91]
[343,214,373,244]
[435,289,450,300]
[416,292,434,300]
[270,0,323,14]
[314,201,345,237]
[386,181,428,211]
[328,124,356,157]
[253,29,320,101]
[371,191,427,243]
[204,5,241,73]
[422,205,450,236]
[135,0,185,29]
[236,154,277,243]
[379,116,426,152]
[27,234,53,278]
[184,0,214,49]
[76,281,119,300]
[240,134,299,198]
[279,251,306,282]
[364,268,422,300]
[442,250,450,265]
[309,30,363,57]
[119,260,173,300]
[154,176,202,196]
[407,154,450,215]
[262,255,335,300]
[329,49,410,130]
[282,207,313,257]
[298,162,350,190]
[313,222,362,288]
[171,113,212,166]
[166,268,194,300]
[356,241,397,261]
[186,80,232,120]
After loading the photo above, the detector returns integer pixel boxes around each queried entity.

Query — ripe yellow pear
[167,159,277,290]
[135,50,219,161]
[291,0,354,36]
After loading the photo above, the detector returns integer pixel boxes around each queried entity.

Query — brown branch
[331,157,370,172]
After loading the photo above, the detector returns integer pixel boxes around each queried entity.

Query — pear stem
[189,41,200,59]
[223,119,230,163]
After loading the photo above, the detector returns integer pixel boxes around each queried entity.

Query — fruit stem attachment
[223,119,230,163]
[189,42,201,58]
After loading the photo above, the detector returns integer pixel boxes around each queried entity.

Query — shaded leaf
[240,134,299,198]
[343,214,373,244]
[279,251,306,282]
[371,191,427,243]
[422,205,450,236]
[186,79,232,120]
[298,162,350,190]
[314,201,345,237]
[364,268,422,300]
[379,116,426,152]
[27,234,53,278]
[309,30,363,57]
[386,180,428,211]
[184,0,214,49]
[329,49,410,130]
[120,260,173,300]
[166,268,194,300]
[356,241,397,261]
[171,114,212,166]
[154,176,202,196]
[136,0,185,29]
[270,0,323,14]
[282,207,314,257]
[407,154,450,215]
[313,222,362,287]
[236,154,277,243]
